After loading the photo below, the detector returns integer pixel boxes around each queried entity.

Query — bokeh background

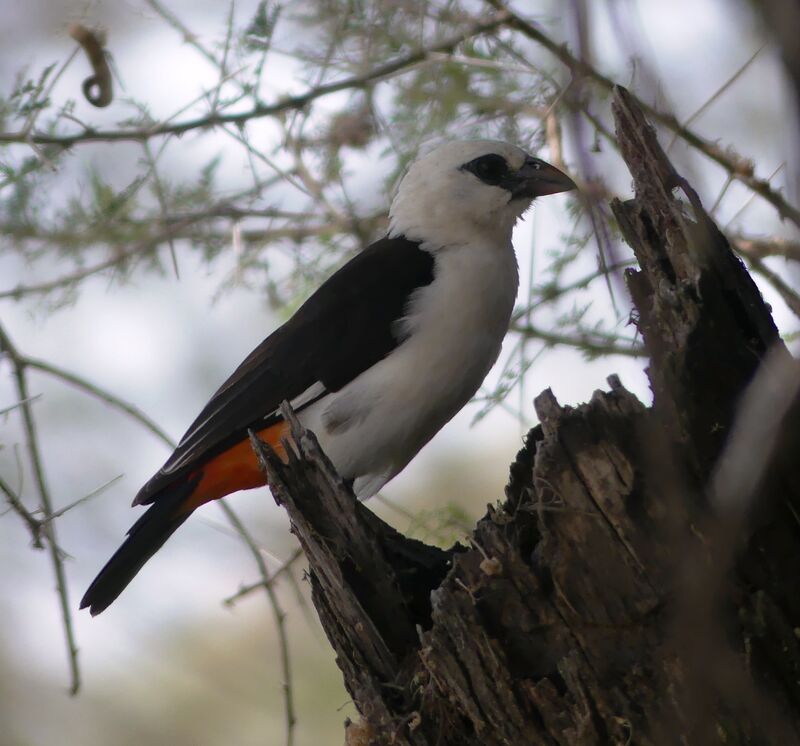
[1,1,798,744]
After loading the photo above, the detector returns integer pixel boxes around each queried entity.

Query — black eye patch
[460,154,510,186]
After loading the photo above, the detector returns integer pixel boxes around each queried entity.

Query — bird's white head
[389,140,576,251]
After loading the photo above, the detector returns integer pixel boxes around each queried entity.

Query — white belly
[299,242,518,497]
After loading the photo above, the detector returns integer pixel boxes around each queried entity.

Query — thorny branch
[0,14,512,147]
[486,0,800,229]
[733,235,800,262]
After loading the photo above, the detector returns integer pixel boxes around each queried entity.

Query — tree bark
[251,86,800,745]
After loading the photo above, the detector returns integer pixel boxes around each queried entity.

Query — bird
[80,140,576,615]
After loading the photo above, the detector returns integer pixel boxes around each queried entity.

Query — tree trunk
[251,86,800,745]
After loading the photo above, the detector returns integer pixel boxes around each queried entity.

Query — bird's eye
[461,154,509,186]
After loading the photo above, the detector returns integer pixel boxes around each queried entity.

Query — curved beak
[509,158,577,199]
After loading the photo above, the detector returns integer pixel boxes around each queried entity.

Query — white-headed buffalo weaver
[81,140,576,615]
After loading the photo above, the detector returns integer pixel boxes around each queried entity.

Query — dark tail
[80,479,197,616]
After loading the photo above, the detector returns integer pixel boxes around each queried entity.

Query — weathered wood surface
[251,86,800,745]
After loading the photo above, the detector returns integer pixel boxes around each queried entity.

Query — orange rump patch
[182,422,290,512]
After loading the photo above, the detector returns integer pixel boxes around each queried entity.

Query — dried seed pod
[68,23,113,107]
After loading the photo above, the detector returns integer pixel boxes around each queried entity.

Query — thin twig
[145,0,227,72]
[0,472,44,548]
[222,546,304,606]
[666,44,765,152]
[724,162,786,229]
[0,323,81,694]
[209,0,237,114]
[0,394,42,416]
[23,358,174,447]
[142,141,180,278]
[510,260,635,323]
[40,475,124,524]
[21,48,79,137]
[511,322,644,358]
[218,501,296,746]
[709,174,735,217]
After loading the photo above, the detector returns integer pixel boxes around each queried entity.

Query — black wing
[135,235,434,504]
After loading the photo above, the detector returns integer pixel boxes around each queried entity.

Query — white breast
[299,240,519,497]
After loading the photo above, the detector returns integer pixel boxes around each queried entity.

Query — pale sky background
[1,1,798,744]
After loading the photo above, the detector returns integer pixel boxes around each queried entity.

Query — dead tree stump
[251,87,800,745]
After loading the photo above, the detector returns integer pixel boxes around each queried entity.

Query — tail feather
[80,478,197,616]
